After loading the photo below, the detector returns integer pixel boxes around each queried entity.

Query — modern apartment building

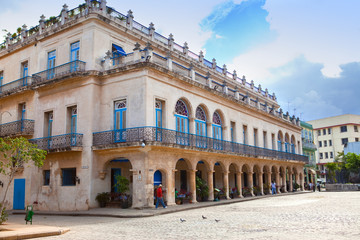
[0,1,307,211]
[308,114,360,182]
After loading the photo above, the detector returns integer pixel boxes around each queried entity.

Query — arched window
[212,111,223,150]
[284,135,290,153]
[291,137,295,153]
[175,100,189,145]
[195,106,207,148]
[175,100,189,133]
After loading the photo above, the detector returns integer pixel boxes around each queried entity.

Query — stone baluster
[100,0,107,14]
[168,33,174,51]
[273,92,277,101]
[39,15,46,34]
[258,84,262,93]
[232,70,237,81]
[166,51,173,71]
[183,42,189,56]
[5,33,11,48]
[223,80,228,95]
[279,108,283,118]
[126,10,134,29]
[149,22,155,40]
[133,42,141,62]
[199,50,204,63]
[265,88,269,97]
[256,98,260,109]
[61,4,69,25]
[206,72,212,88]
[144,42,153,62]
[211,58,216,70]
[246,92,250,105]
[189,63,195,80]
[250,80,254,89]
[234,86,240,100]
[103,50,112,70]
[242,75,246,85]
[222,64,227,75]
[21,25,27,42]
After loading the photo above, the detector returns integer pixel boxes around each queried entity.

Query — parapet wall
[326,184,359,191]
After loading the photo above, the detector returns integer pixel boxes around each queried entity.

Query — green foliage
[325,162,341,183]
[0,204,8,225]
[0,137,47,210]
[95,192,110,203]
[343,153,360,173]
[113,175,130,194]
[196,176,209,201]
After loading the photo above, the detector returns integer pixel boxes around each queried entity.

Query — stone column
[275,170,280,194]
[133,42,141,62]
[207,171,214,201]
[259,171,264,195]
[100,0,107,14]
[168,33,174,51]
[223,171,230,199]
[236,171,243,198]
[61,4,69,25]
[289,171,293,192]
[295,172,299,191]
[267,171,272,194]
[39,15,45,34]
[248,171,254,196]
[149,22,155,41]
[189,169,197,203]
[126,10,134,29]
[282,171,287,193]
[189,63,195,81]
[166,169,176,206]
[144,42,153,63]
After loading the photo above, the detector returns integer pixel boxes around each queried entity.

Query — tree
[0,137,47,215]
[344,153,360,173]
[325,162,340,183]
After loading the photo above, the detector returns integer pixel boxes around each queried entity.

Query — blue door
[13,179,25,210]
[111,168,121,193]
[114,100,127,143]
[22,62,28,86]
[212,124,223,150]
[70,42,80,72]
[195,120,207,148]
[47,50,56,79]
[71,107,77,146]
[154,170,162,186]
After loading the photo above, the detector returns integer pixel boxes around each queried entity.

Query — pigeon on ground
[180,218,186,222]
[202,215,207,219]
[215,219,220,222]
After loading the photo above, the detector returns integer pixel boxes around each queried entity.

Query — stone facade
[0,1,307,211]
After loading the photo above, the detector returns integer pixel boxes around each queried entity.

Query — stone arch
[252,164,261,188]
[241,164,251,188]
[175,158,192,193]
[284,133,290,152]
[213,161,226,190]
[229,163,238,191]
[196,104,210,122]
[262,165,271,194]
[279,166,286,192]
[174,97,193,117]
[291,135,296,153]
[277,131,284,151]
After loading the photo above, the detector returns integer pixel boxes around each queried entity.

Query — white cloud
[228,0,360,83]
[215,34,224,39]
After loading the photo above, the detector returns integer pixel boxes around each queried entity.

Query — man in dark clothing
[156,184,167,209]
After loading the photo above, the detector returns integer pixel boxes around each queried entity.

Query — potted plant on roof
[95,192,110,208]
[113,175,131,208]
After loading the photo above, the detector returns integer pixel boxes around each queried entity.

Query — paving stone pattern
[7,192,360,240]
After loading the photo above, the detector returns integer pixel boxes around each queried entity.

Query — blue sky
[1,0,360,121]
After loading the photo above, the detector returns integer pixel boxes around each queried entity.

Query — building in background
[301,121,317,186]
[307,114,360,182]
[0,1,307,211]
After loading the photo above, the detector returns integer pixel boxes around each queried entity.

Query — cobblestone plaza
[6,192,360,239]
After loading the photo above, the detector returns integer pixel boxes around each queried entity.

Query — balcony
[0,119,34,137]
[29,133,83,152]
[32,60,86,85]
[302,140,317,151]
[93,127,309,163]
[0,77,31,97]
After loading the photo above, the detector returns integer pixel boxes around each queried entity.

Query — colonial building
[300,121,317,186]
[308,114,360,182]
[0,1,307,211]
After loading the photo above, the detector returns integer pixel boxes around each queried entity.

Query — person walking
[156,184,167,209]
[271,181,277,195]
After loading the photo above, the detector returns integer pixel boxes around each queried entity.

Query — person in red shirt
[156,184,167,209]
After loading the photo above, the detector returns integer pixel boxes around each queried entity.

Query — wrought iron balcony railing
[302,141,317,150]
[32,60,86,85]
[93,127,309,163]
[0,119,35,137]
[0,77,31,96]
[29,133,83,151]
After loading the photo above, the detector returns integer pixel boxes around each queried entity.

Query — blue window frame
[154,170,162,186]
[71,107,77,146]
[47,50,56,79]
[195,106,207,148]
[70,41,80,72]
[155,100,163,141]
[21,61,28,86]
[47,112,53,149]
[0,71,3,93]
[175,100,189,145]
[114,100,127,143]
[62,168,76,186]
[212,112,223,150]
[20,103,26,131]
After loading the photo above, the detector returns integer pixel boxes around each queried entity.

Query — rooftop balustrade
[29,133,83,151]
[93,127,309,163]
[0,119,34,137]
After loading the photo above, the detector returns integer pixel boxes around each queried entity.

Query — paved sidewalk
[1,191,310,239]
[0,223,69,240]
[11,191,309,218]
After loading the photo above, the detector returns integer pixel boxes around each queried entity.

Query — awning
[113,45,126,56]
